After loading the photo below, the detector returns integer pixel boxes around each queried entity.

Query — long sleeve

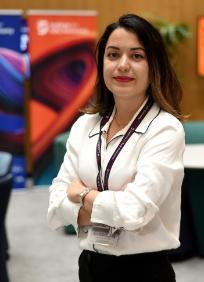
[91,120,185,231]
[47,119,82,231]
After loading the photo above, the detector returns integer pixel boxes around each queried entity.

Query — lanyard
[96,96,153,191]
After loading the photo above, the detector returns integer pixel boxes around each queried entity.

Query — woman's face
[103,28,149,103]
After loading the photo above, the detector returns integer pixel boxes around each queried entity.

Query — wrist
[78,187,91,206]
[83,190,99,213]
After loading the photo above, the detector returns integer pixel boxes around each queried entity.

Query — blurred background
[0,0,204,281]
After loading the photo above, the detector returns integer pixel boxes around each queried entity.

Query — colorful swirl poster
[27,10,97,184]
[0,10,29,188]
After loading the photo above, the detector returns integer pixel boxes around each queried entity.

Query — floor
[5,188,204,282]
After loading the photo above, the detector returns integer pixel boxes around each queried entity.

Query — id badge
[88,223,121,247]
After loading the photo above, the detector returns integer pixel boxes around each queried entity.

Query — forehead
[106,27,143,49]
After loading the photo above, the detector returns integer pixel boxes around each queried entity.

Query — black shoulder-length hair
[84,13,185,121]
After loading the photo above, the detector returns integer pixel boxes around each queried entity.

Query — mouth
[113,76,134,82]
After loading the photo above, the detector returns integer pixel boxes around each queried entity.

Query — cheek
[139,64,149,85]
[143,69,149,85]
[103,64,111,87]
[144,63,149,79]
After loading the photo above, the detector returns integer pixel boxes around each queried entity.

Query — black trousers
[79,250,176,282]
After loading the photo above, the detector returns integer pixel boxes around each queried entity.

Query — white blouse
[47,101,185,256]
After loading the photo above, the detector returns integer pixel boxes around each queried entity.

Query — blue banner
[0,10,29,189]
[0,10,22,51]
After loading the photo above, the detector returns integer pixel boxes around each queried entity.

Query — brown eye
[107,52,119,59]
[132,53,144,60]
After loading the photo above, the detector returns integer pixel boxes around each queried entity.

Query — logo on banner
[36,19,89,36]
[36,19,49,36]
[0,21,15,35]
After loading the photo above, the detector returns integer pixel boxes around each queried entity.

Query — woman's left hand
[67,180,86,203]
[67,180,100,213]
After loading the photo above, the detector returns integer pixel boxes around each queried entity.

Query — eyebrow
[106,46,145,51]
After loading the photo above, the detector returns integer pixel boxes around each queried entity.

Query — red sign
[27,10,97,166]
[197,17,204,76]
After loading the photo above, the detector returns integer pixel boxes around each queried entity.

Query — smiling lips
[113,76,134,82]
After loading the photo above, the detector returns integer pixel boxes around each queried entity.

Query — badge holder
[88,223,121,247]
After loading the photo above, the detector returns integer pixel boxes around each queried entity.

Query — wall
[1,0,204,119]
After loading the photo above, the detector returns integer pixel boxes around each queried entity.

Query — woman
[47,14,185,282]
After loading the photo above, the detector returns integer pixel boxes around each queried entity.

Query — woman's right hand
[78,207,92,227]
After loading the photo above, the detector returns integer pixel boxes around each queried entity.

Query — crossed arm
[67,180,99,226]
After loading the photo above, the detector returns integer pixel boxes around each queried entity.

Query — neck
[114,96,147,127]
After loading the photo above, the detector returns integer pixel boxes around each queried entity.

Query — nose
[118,54,130,72]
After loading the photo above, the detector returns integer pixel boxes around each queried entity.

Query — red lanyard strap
[96,97,154,191]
